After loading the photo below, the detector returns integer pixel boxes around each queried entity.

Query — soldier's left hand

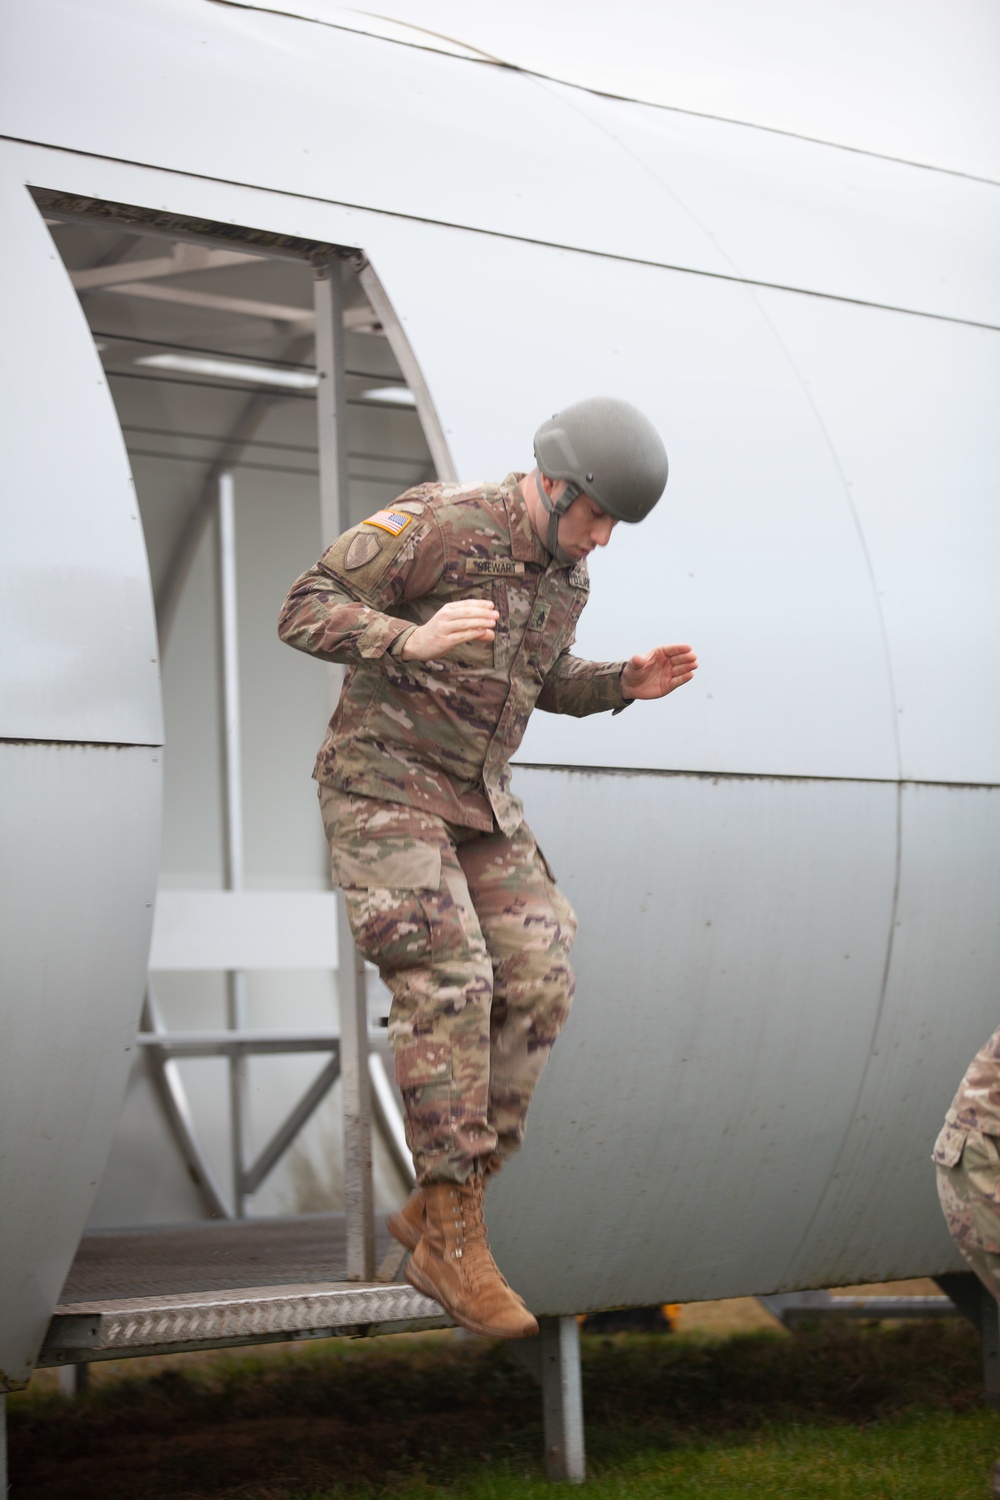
[621,644,698,700]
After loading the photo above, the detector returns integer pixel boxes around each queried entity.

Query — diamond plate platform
[41,1281,447,1365]
[39,1213,449,1366]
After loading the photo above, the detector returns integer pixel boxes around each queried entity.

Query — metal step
[41,1280,447,1365]
[40,1212,448,1366]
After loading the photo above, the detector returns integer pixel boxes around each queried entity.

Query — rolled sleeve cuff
[611,663,634,716]
[358,614,417,659]
[387,625,418,658]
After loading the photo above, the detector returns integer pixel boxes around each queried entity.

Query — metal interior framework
[40,203,435,1244]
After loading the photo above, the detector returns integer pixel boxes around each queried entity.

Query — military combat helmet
[533,396,668,536]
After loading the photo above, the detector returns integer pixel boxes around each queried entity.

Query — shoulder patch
[364,510,413,536]
[345,532,382,569]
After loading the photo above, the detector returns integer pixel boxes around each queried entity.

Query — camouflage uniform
[932,1025,1000,1299]
[279,475,630,1184]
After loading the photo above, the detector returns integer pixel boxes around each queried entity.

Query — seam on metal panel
[512,762,1000,790]
[773,781,904,1286]
[204,1,1000,187]
[742,285,904,782]
[529,74,752,288]
[11,140,999,335]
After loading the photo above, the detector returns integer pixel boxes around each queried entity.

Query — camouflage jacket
[939,1025,1000,1141]
[278,474,629,834]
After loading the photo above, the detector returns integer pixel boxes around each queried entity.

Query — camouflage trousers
[934,1123,1000,1302]
[319,785,578,1186]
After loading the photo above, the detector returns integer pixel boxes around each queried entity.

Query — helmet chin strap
[537,472,581,567]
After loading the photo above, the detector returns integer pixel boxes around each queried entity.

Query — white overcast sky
[228,0,1000,179]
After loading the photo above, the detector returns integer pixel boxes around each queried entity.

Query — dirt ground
[672,1277,944,1336]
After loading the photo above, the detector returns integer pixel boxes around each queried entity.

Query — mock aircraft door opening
[32,195,447,1232]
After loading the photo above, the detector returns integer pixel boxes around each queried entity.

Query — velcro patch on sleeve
[345,532,382,569]
[364,510,413,536]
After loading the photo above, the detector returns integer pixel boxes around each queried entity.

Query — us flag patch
[364,510,412,536]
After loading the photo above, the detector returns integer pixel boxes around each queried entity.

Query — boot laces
[452,1181,501,1292]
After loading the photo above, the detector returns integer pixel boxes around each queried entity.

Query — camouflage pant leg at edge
[458,821,577,1164]
[936,1129,1000,1302]
[319,785,496,1186]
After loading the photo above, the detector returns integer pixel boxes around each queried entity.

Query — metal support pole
[58,1363,89,1399]
[538,1316,586,1483]
[314,260,351,533]
[936,1271,1000,1408]
[218,471,249,1218]
[315,258,375,1279]
[0,1393,7,1499]
[981,1289,1000,1408]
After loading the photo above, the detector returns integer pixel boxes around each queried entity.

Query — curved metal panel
[2,0,996,324]
[560,84,1000,330]
[236,0,1000,182]
[776,780,1000,1288]
[0,0,731,284]
[1,125,915,788]
[487,767,969,1314]
[0,167,162,744]
[0,743,161,1389]
[755,288,1000,786]
[488,769,897,1307]
[359,217,899,781]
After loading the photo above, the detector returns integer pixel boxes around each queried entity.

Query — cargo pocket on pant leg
[333,842,441,972]
[395,1039,454,1156]
[932,1121,967,1169]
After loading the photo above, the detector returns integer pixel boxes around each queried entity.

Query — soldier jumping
[278,397,698,1339]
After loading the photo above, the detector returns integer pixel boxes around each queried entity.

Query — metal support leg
[1,1394,7,1498]
[936,1271,1000,1407]
[57,1363,89,1399]
[538,1316,586,1483]
[980,1292,1000,1408]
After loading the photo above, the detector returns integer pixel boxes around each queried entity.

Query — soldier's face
[556,491,618,560]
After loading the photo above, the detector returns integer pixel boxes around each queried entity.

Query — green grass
[316,1412,996,1499]
[8,1322,997,1498]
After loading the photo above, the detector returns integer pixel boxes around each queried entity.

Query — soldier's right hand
[399,599,499,662]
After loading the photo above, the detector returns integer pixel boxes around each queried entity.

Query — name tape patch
[364,510,413,536]
[464,557,525,577]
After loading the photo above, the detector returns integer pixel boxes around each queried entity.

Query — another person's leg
[936,1130,1000,1299]
[935,1126,1000,1496]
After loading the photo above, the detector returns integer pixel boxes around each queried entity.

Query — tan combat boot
[386,1154,503,1252]
[404,1177,538,1339]
[386,1186,425,1252]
